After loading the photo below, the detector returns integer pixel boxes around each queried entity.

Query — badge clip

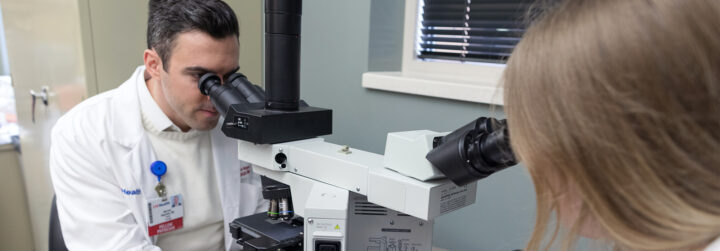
[150,161,167,199]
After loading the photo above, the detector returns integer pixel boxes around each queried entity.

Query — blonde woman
[503,0,720,250]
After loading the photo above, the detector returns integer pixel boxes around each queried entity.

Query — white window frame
[362,0,506,105]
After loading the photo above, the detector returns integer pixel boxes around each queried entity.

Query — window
[418,0,529,64]
[0,8,15,145]
[0,76,17,145]
[363,0,532,105]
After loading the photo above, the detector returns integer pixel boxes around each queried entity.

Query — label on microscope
[439,185,470,214]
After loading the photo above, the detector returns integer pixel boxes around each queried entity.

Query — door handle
[30,86,49,123]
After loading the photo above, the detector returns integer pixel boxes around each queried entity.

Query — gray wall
[300,0,535,250]
[78,0,263,94]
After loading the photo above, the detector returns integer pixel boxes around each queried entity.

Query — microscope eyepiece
[426,117,518,186]
[198,72,220,96]
[480,126,515,167]
[198,72,249,116]
[227,73,266,104]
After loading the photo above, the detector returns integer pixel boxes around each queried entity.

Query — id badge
[147,194,184,236]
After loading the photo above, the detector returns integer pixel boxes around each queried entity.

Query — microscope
[198,0,518,250]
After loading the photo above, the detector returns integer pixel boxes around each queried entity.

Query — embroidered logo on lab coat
[122,188,142,195]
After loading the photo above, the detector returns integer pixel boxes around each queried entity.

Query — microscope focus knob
[275,153,288,168]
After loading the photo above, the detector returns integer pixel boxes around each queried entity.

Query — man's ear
[143,49,164,79]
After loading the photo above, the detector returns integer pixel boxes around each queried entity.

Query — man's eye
[191,73,206,79]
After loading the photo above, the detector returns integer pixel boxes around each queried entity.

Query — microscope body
[232,136,478,251]
[199,0,516,249]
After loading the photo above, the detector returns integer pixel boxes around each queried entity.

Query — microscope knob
[229,219,243,240]
[275,153,288,167]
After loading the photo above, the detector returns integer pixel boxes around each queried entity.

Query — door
[1,0,90,250]
[0,1,263,250]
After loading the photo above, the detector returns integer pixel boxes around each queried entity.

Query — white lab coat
[49,66,266,251]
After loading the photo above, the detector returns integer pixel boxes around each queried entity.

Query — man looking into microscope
[49,1,266,250]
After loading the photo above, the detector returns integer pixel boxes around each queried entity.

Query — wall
[0,144,33,251]
[2,0,90,249]
[79,0,263,94]
[300,0,535,250]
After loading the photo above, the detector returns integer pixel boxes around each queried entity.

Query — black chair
[49,195,69,251]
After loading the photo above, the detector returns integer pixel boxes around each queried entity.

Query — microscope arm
[238,137,477,221]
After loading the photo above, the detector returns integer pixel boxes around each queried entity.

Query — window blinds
[417,0,532,63]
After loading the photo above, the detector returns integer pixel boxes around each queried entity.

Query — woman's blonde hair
[503,0,720,250]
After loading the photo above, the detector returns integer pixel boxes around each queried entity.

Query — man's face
[159,30,239,131]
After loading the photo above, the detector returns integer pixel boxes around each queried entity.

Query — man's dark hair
[147,0,239,71]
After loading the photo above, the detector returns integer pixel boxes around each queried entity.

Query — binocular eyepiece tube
[198,72,266,117]
[426,117,518,186]
[227,73,265,104]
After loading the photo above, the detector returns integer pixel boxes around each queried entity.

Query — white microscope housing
[234,131,477,251]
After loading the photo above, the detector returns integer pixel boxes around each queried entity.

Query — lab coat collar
[137,71,181,133]
[111,66,210,145]
[110,66,147,148]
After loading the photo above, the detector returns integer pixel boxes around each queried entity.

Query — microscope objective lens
[269,199,279,220]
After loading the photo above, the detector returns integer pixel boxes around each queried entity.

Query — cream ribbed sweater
[138,80,224,251]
